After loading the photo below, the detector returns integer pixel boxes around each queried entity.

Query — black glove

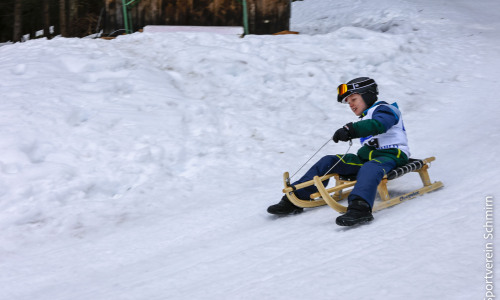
[332,123,355,143]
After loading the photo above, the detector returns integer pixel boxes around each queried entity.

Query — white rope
[320,140,353,181]
[288,139,353,184]
[289,138,332,182]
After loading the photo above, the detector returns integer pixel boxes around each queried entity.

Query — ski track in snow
[0,0,499,299]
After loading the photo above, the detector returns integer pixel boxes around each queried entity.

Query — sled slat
[377,179,390,201]
[282,173,336,193]
[418,165,432,186]
[283,172,326,207]
[309,174,355,199]
[373,181,443,212]
[309,188,352,201]
[313,175,349,213]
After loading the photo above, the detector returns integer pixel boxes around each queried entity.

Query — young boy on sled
[267,77,410,226]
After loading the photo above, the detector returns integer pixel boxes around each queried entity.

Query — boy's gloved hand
[332,123,355,143]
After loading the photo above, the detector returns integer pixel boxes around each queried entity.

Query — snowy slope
[0,0,499,299]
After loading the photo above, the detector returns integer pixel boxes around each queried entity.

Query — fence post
[121,0,130,33]
[242,0,249,35]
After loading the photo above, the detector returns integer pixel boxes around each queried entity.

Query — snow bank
[0,17,429,244]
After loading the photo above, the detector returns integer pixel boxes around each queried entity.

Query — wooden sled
[283,157,443,213]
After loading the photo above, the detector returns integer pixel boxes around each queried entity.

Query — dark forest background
[0,0,104,42]
[0,0,294,43]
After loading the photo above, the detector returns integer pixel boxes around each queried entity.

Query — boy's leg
[292,154,362,200]
[348,158,397,207]
[268,154,361,215]
[336,158,396,226]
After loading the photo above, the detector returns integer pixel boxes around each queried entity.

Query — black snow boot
[336,198,374,226]
[267,195,304,215]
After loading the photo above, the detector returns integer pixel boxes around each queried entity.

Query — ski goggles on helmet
[337,78,377,103]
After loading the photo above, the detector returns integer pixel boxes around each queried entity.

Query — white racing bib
[359,103,410,157]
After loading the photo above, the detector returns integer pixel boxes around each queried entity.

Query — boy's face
[346,93,367,116]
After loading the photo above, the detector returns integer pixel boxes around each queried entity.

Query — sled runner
[282,157,443,213]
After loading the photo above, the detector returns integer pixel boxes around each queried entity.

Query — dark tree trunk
[59,0,68,37]
[13,0,22,42]
[43,0,51,38]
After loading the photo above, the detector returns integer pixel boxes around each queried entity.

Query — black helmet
[337,77,379,106]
